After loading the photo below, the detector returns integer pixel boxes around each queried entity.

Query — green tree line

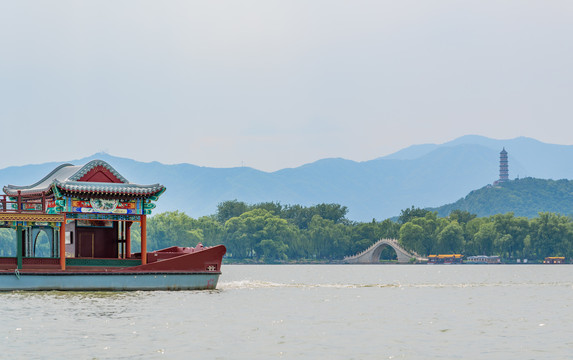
[397,208,573,260]
[1,201,572,262]
[143,201,399,262]
[145,202,573,262]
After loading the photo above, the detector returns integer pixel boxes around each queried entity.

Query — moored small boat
[427,254,463,264]
[543,256,566,264]
[465,255,501,264]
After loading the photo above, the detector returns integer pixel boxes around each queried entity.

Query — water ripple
[219,280,573,290]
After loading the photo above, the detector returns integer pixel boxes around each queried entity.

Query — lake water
[1,265,572,359]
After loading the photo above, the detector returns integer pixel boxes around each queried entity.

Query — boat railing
[0,192,51,214]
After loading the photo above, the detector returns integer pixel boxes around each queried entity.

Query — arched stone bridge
[343,238,427,264]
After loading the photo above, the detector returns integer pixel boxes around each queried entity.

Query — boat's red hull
[128,245,227,273]
[0,245,227,290]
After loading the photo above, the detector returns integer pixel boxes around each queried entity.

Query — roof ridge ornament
[69,159,129,183]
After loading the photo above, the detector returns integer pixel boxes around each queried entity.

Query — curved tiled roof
[3,163,81,196]
[3,160,165,199]
[53,180,165,197]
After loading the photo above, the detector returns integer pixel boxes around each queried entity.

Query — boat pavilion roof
[3,160,165,199]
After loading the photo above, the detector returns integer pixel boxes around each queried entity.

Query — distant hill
[2,135,573,221]
[431,178,573,218]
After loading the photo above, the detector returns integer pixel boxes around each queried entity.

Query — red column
[141,215,147,265]
[59,216,66,271]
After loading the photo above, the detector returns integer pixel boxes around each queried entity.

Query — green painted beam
[65,258,142,267]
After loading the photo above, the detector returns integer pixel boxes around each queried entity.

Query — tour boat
[0,160,226,291]
[427,254,463,264]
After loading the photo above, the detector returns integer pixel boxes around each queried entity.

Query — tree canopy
[137,201,573,263]
[2,201,570,262]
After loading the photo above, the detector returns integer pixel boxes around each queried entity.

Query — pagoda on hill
[493,148,509,185]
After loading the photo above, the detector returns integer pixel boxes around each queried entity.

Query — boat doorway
[78,232,95,258]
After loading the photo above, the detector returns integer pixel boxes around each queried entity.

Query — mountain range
[2,135,573,221]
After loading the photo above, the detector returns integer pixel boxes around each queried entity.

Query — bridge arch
[343,239,426,264]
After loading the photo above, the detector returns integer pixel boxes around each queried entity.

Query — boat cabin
[0,160,165,271]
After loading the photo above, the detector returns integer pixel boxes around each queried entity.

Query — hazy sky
[1,1,572,172]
